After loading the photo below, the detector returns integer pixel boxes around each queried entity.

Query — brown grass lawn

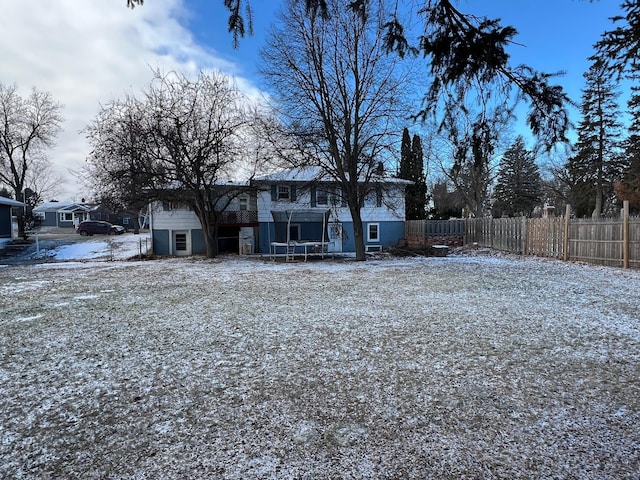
[1,254,639,479]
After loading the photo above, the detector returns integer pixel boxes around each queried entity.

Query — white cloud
[0,0,258,200]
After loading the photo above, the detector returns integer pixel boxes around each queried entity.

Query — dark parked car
[77,221,125,236]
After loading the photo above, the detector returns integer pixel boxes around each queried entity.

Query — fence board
[406,208,638,269]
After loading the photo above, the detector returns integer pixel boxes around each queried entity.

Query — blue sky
[0,0,626,199]
[185,0,624,104]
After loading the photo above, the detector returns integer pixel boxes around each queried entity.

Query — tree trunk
[204,226,219,258]
[350,205,366,261]
[14,188,26,238]
[592,188,603,219]
[194,208,219,258]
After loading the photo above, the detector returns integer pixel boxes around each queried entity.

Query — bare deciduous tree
[261,0,409,260]
[0,83,63,236]
[86,70,264,257]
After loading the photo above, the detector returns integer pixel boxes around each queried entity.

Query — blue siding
[152,229,170,255]
[377,221,405,248]
[41,212,58,227]
[258,223,276,254]
[152,229,207,255]
[258,220,405,253]
[0,205,11,238]
[191,229,206,254]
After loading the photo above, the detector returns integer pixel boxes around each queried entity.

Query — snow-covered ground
[0,249,639,478]
[17,231,152,262]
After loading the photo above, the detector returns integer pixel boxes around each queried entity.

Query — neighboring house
[149,185,258,256]
[0,196,25,240]
[253,167,411,255]
[33,201,92,228]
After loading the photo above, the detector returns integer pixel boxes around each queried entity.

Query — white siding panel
[153,210,202,230]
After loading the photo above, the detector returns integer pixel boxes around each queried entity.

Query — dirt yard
[1,254,638,478]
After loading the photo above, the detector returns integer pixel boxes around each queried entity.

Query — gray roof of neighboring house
[33,201,93,213]
[0,195,25,207]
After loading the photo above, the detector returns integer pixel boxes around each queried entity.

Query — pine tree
[615,64,640,212]
[409,134,427,220]
[398,128,427,220]
[566,60,624,218]
[399,127,412,178]
[492,136,541,217]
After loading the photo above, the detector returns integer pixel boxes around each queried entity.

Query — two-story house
[253,167,411,256]
[148,167,411,257]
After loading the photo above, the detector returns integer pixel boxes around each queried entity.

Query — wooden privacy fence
[405,219,465,248]
[407,201,639,269]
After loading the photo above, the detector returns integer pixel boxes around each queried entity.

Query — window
[175,233,187,251]
[239,197,248,211]
[60,212,73,222]
[277,185,290,201]
[364,188,382,207]
[367,223,380,242]
[122,217,130,225]
[317,189,328,205]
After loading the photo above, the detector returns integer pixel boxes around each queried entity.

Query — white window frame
[59,212,73,222]
[367,223,380,242]
[239,196,249,211]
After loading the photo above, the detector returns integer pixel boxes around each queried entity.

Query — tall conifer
[566,60,623,218]
[492,136,541,217]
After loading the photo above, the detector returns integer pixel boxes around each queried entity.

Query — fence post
[623,200,629,269]
[563,204,571,262]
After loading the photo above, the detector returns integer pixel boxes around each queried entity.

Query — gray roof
[0,195,25,207]
[255,166,412,185]
[33,201,92,213]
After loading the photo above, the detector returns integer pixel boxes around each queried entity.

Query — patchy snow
[0,252,639,478]
[15,232,152,262]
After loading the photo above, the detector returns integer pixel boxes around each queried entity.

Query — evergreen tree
[409,134,427,220]
[429,179,464,219]
[566,60,624,218]
[594,1,640,80]
[492,136,541,217]
[615,63,640,212]
[398,128,427,220]
[399,127,412,178]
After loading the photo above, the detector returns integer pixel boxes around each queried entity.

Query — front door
[173,231,190,256]
[328,223,342,252]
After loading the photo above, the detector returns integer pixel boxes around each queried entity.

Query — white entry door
[173,231,190,256]
[328,223,342,252]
